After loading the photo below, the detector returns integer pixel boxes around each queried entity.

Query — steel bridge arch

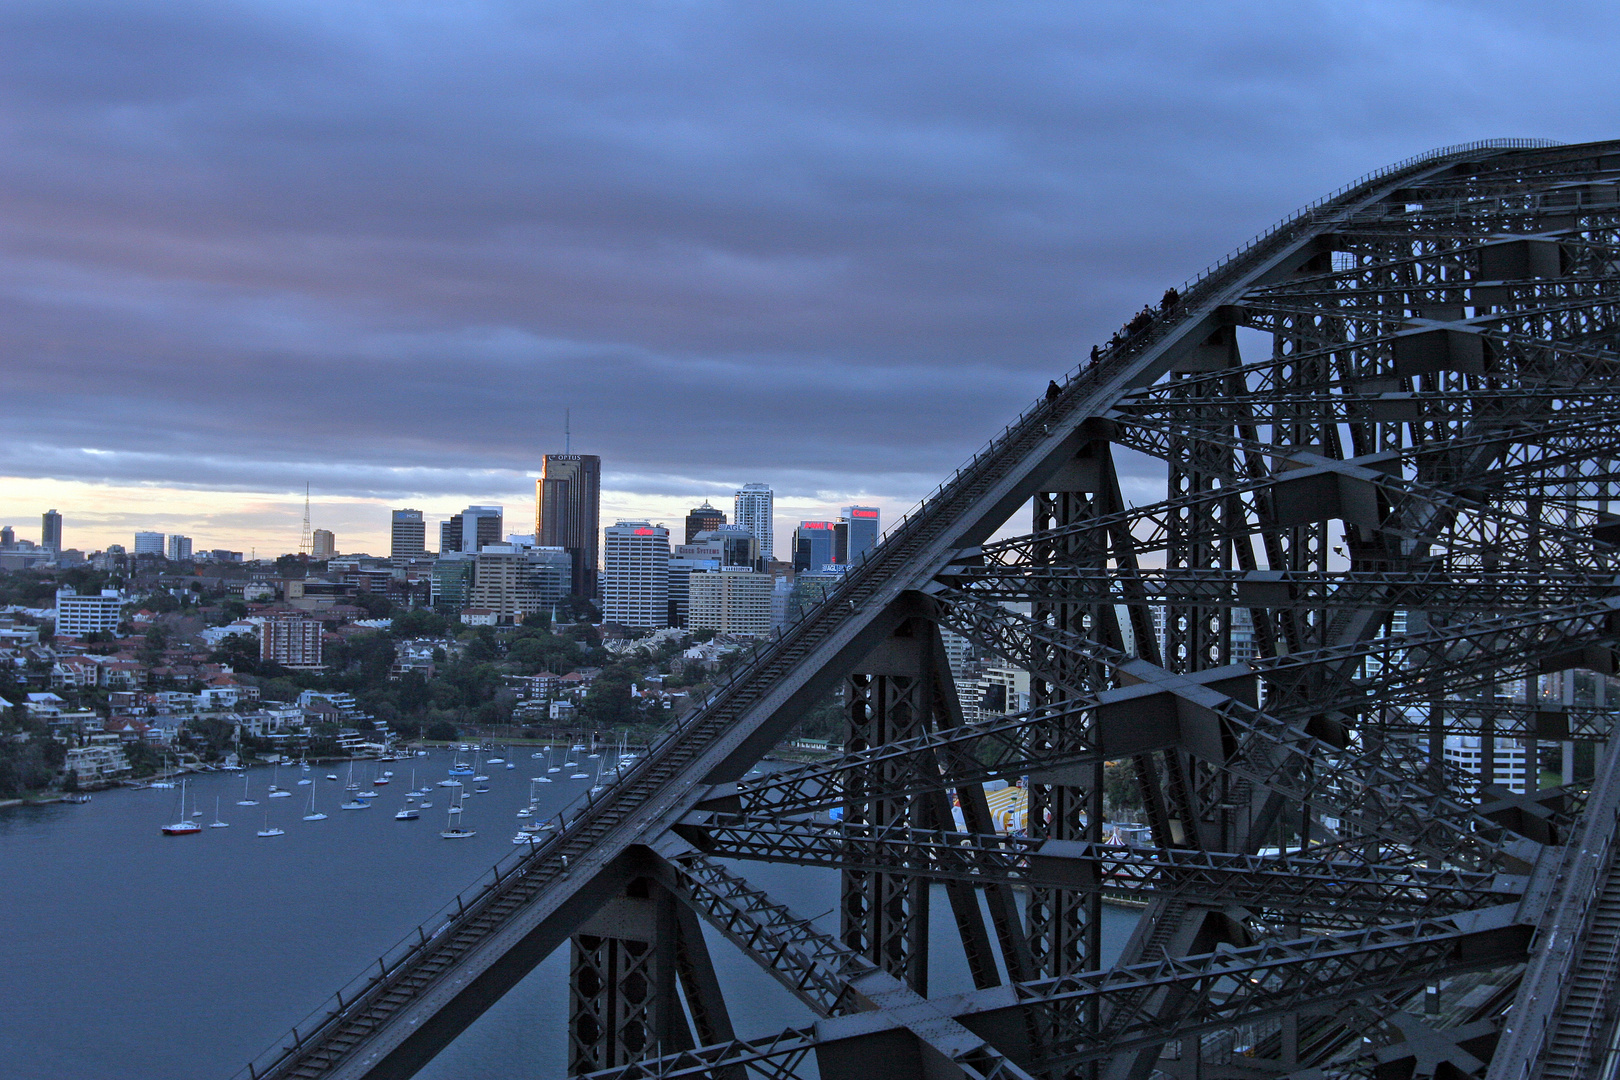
[239,137,1620,1080]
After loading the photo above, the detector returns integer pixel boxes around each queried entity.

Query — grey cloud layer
[2,0,1618,503]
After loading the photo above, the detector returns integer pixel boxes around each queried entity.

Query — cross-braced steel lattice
[242,139,1620,1080]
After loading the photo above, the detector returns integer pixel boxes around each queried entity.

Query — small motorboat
[340,799,369,810]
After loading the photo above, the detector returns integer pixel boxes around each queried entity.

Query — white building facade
[688,568,774,637]
[601,521,670,629]
[734,484,774,562]
[54,588,123,637]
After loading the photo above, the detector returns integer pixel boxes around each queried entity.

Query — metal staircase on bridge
[238,137,1620,1080]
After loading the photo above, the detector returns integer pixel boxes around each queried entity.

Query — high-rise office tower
[469,545,573,623]
[311,529,336,559]
[134,531,165,557]
[838,505,880,563]
[792,521,837,573]
[692,525,761,570]
[688,568,774,638]
[601,521,670,628]
[166,535,193,561]
[440,515,463,555]
[685,501,726,545]
[0,526,14,550]
[461,506,503,553]
[667,540,723,628]
[391,509,426,559]
[41,510,61,553]
[734,484,774,561]
[430,556,475,616]
[536,454,602,598]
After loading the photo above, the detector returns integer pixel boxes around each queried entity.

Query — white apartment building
[602,521,671,629]
[64,739,130,783]
[54,587,122,637]
[688,567,774,638]
[1443,733,1531,795]
[734,484,774,561]
[133,531,165,556]
[940,627,973,681]
[166,534,192,561]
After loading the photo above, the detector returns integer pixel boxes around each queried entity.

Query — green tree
[391,609,448,639]
[579,669,635,728]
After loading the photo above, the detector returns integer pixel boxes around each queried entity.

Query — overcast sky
[2,1,1618,555]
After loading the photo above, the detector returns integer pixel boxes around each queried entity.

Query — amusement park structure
[241,138,1620,1080]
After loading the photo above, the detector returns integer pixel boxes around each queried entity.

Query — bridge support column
[568,875,724,1074]
[841,621,934,994]
[1025,459,1116,987]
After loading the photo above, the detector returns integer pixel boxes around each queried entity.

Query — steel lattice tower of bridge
[241,138,1620,1080]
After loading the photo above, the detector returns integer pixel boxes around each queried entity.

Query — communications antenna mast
[298,483,313,559]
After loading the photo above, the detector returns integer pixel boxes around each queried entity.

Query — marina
[0,747,1138,1079]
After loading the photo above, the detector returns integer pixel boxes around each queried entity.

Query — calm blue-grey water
[0,753,1138,1080]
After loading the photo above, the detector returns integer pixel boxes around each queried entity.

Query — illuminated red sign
[850,510,878,518]
[801,521,833,529]
[633,528,656,536]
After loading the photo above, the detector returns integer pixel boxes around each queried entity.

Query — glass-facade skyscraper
[792,521,837,573]
[41,510,61,553]
[536,454,602,598]
[838,505,879,563]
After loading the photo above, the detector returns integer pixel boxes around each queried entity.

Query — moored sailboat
[161,780,202,835]
[440,787,474,838]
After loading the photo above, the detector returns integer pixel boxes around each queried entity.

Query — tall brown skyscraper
[684,500,725,544]
[535,454,601,598]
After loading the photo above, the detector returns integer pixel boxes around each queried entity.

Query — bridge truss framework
[242,138,1620,1080]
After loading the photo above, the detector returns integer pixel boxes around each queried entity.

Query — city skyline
[0,478,915,563]
[4,6,1611,570]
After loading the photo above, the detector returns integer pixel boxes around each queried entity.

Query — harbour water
[0,752,1138,1079]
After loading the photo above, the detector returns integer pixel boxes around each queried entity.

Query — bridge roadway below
[244,145,1528,1080]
